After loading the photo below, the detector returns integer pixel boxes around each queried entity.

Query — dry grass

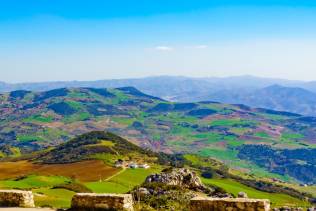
[0,160,118,182]
[34,160,118,182]
[0,160,34,180]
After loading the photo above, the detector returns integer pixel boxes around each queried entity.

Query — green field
[202,178,310,208]
[0,175,71,189]
[86,166,161,193]
[33,188,75,208]
[0,164,310,209]
[23,115,54,123]
[0,175,74,208]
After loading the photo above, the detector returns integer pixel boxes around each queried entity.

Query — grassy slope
[0,175,74,208]
[33,188,75,208]
[86,165,162,193]
[202,178,310,208]
[0,167,162,209]
[0,175,70,189]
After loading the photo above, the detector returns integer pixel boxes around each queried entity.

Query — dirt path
[104,167,126,182]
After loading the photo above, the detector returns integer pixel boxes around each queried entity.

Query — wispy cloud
[183,45,208,50]
[154,46,174,51]
[193,45,208,49]
[153,45,207,51]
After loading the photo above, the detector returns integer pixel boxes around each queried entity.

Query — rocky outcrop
[238,192,248,198]
[0,190,35,208]
[70,193,134,211]
[190,197,270,211]
[145,168,212,193]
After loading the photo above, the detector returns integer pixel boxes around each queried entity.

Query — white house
[128,163,138,169]
[139,164,150,169]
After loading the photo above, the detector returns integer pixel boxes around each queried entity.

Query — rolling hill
[2,76,316,116]
[1,87,316,184]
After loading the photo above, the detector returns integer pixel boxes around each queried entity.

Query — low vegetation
[202,178,310,208]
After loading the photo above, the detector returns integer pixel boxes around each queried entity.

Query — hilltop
[1,87,316,184]
[36,131,155,164]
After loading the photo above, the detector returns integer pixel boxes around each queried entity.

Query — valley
[1,87,316,209]
[1,87,316,184]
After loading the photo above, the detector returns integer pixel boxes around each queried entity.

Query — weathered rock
[145,168,212,193]
[70,193,134,211]
[280,206,291,211]
[190,197,270,211]
[211,192,233,198]
[238,191,248,198]
[134,188,150,198]
[0,190,35,208]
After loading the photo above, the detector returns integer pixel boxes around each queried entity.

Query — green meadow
[0,175,71,189]
[86,166,161,193]
[202,178,310,208]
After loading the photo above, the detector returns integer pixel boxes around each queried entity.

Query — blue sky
[1,0,316,82]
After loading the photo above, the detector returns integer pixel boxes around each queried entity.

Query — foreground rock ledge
[190,197,270,211]
[0,190,35,208]
[71,193,134,211]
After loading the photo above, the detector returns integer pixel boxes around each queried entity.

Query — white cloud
[154,46,174,51]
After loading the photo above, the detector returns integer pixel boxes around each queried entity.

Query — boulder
[134,188,150,197]
[0,190,35,208]
[238,192,248,198]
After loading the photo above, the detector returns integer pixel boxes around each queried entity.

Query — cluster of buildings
[114,159,150,169]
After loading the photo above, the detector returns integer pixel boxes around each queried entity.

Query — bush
[53,182,92,193]
[201,168,214,179]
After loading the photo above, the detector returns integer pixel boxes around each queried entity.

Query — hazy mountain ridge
[1,75,316,116]
[204,85,316,116]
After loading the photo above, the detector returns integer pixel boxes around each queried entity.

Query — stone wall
[71,193,134,211]
[190,197,270,211]
[0,190,35,208]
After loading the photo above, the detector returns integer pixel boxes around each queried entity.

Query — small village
[114,159,150,169]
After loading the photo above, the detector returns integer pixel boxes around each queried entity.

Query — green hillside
[1,87,316,183]
[0,131,312,209]
[0,131,163,208]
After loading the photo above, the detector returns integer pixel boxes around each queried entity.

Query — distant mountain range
[2,75,316,116]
